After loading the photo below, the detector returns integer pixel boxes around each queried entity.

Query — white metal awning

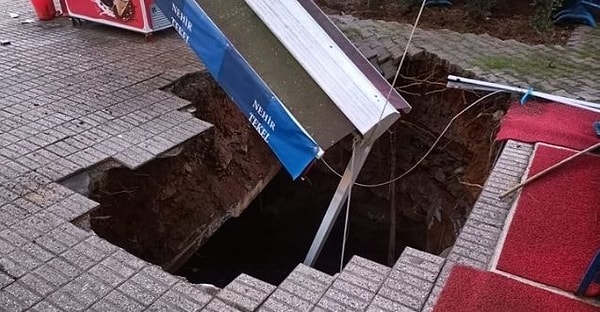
[245,0,400,136]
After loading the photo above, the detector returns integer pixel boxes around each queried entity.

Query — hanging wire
[337,0,429,270]
[323,90,504,188]
[340,138,357,272]
[375,0,429,123]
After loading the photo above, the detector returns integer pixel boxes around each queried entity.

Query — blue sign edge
[155,0,323,179]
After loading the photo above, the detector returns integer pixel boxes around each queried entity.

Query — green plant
[532,0,564,32]
[475,52,573,79]
[465,0,496,19]
[341,27,363,41]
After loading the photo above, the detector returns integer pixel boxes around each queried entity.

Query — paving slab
[1,0,591,311]
[0,0,219,310]
[332,16,600,103]
[217,274,276,312]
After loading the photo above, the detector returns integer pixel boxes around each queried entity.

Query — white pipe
[447,75,600,113]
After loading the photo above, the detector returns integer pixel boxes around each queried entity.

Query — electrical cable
[340,139,356,272]
[323,90,504,188]
[337,0,429,270]
[373,0,428,127]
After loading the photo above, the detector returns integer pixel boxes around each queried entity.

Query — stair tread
[202,298,244,312]
[258,264,333,311]
[218,274,276,312]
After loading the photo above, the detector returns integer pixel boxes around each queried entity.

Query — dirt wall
[88,56,508,279]
[318,54,509,255]
[89,72,280,270]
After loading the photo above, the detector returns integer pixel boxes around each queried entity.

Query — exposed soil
[176,55,510,287]
[89,72,279,269]
[89,57,508,287]
[317,58,509,258]
[176,158,427,287]
[367,55,510,254]
[316,0,573,45]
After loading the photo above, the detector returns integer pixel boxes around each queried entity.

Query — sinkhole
[86,55,510,288]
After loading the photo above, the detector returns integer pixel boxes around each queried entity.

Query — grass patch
[476,52,571,78]
[575,40,600,59]
[340,26,363,41]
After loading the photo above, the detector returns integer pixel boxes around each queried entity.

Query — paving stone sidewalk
[0,0,220,310]
[1,0,597,310]
[331,15,600,102]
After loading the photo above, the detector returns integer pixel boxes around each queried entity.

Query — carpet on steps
[433,266,598,312]
[497,144,600,296]
[496,100,600,150]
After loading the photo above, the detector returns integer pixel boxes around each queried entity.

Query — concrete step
[258,263,334,311]
[211,274,276,312]
[202,298,244,312]
[314,256,391,311]
[367,247,446,312]
[213,248,446,311]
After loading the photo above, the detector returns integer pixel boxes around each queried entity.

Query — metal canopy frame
[303,133,378,267]
[155,0,410,266]
[240,1,408,265]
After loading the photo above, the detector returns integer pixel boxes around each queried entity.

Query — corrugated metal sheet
[297,0,411,114]
[245,0,401,135]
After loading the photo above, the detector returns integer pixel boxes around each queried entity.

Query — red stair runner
[496,100,600,150]
[497,144,600,296]
[434,266,598,312]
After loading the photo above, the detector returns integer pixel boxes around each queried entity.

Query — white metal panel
[244,0,399,135]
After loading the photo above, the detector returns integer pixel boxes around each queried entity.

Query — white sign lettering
[252,100,276,131]
[171,17,190,44]
[248,100,278,143]
[249,113,270,142]
[171,3,192,31]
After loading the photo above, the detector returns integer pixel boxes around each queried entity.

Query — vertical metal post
[303,138,374,267]
[387,130,396,266]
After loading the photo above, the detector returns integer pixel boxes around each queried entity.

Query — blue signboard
[154,0,322,179]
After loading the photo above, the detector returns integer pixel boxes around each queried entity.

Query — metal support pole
[303,138,374,267]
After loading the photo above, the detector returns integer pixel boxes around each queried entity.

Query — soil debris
[89,72,280,270]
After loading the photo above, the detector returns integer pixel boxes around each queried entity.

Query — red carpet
[433,266,598,312]
[497,144,600,296]
[496,100,600,150]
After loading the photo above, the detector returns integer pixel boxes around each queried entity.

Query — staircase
[197,247,447,312]
[176,141,533,312]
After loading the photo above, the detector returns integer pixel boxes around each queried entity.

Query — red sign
[64,0,148,29]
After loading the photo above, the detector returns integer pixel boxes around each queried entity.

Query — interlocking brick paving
[331,15,600,102]
[0,0,592,310]
[0,0,215,310]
